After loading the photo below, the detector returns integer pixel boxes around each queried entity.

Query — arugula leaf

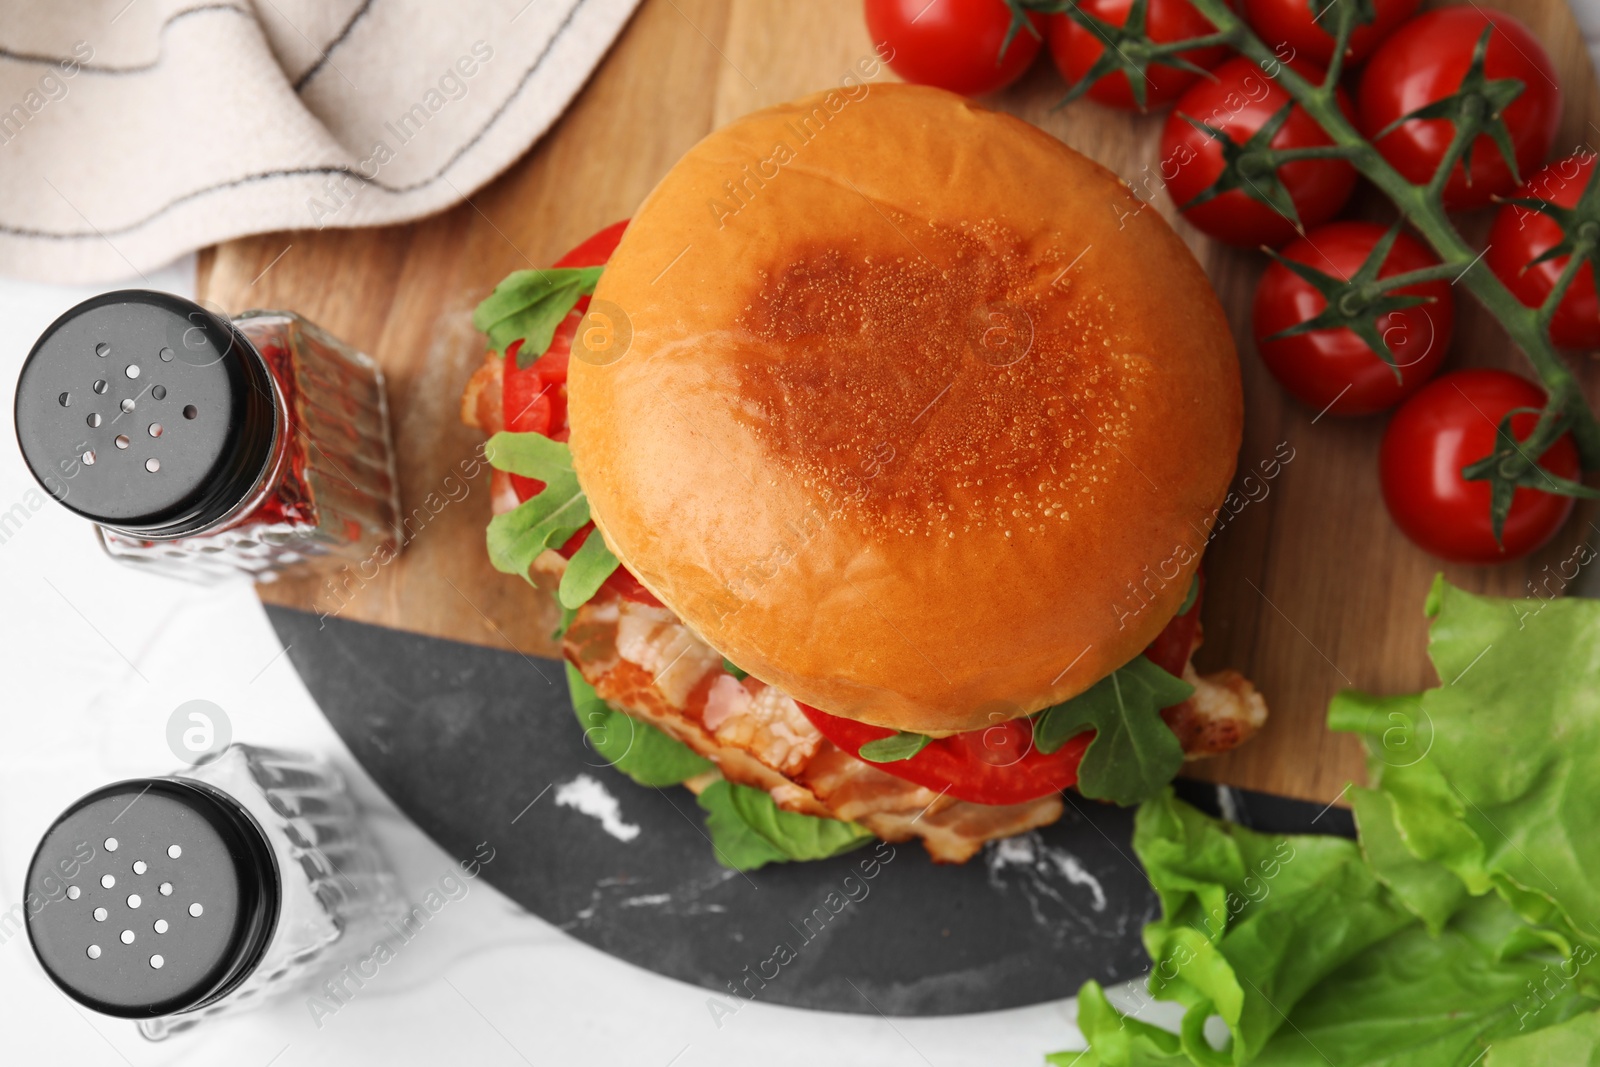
[721,658,748,680]
[1034,656,1193,806]
[473,266,604,367]
[857,731,932,763]
[483,432,590,584]
[565,663,712,787]
[486,487,588,583]
[483,430,576,480]
[696,780,873,871]
[558,529,620,610]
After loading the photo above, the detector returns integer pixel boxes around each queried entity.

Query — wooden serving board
[201,0,1600,804]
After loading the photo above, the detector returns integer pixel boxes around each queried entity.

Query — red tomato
[504,221,628,497]
[500,220,661,608]
[1143,571,1201,677]
[1044,0,1225,110]
[502,340,553,435]
[1486,154,1600,350]
[1380,369,1579,563]
[555,219,629,270]
[1358,9,1560,211]
[864,0,1043,96]
[1241,0,1420,67]
[800,587,1202,805]
[799,701,1093,806]
[1162,56,1358,248]
[1253,222,1454,416]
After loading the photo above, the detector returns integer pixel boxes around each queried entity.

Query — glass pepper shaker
[13,290,401,582]
[25,744,408,1040]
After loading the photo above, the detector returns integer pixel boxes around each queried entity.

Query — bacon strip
[561,582,1064,863]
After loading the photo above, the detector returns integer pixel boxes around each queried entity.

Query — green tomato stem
[1182,0,1600,469]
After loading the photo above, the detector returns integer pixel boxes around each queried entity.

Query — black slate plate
[268,606,1353,1016]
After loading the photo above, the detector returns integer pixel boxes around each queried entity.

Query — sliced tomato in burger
[800,577,1203,806]
[798,702,1095,807]
[1142,570,1201,678]
[503,219,629,495]
[502,220,661,608]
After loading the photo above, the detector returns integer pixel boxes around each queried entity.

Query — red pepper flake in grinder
[14,290,401,581]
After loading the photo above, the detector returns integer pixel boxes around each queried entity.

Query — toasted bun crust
[569,84,1241,734]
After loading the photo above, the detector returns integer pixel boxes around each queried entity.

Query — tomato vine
[1008,0,1600,538]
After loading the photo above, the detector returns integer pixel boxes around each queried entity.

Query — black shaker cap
[13,290,277,537]
[25,778,280,1019]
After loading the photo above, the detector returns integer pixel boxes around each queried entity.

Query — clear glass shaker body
[99,312,401,583]
[137,745,407,1039]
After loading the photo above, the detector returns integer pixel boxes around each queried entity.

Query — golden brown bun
[569,84,1241,734]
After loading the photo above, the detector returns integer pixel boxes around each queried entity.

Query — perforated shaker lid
[25,778,280,1019]
[13,290,278,537]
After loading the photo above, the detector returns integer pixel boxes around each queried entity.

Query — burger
[460,84,1266,867]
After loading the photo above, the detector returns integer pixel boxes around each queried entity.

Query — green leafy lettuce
[1486,1010,1600,1066]
[1335,575,1600,946]
[565,663,712,787]
[1055,579,1600,1066]
[697,780,873,872]
[1254,893,1597,1065]
[473,266,604,366]
[564,663,869,872]
[1036,655,1194,806]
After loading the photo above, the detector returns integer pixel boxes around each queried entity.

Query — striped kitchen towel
[0,0,641,282]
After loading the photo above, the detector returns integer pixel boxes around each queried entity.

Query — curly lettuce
[1056,579,1600,1067]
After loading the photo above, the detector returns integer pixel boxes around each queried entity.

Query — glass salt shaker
[25,744,407,1039]
[13,290,401,582]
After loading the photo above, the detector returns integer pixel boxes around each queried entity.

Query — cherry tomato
[1486,153,1600,350]
[1044,0,1225,110]
[1253,222,1453,416]
[864,0,1044,96]
[800,589,1202,805]
[1358,8,1559,211]
[1241,0,1420,68]
[1162,56,1358,248]
[1380,369,1579,563]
